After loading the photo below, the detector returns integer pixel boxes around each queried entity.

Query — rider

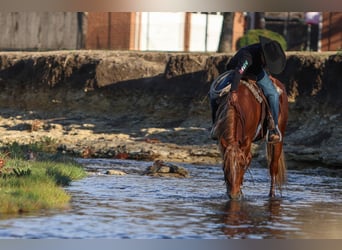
[210,36,286,143]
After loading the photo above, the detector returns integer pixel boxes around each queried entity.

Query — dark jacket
[226,43,265,91]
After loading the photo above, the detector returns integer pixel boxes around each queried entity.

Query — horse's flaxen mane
[216,95,246,149]
[216,94,249,190]
[215,96,234,148]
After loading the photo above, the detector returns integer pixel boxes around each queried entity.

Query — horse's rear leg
[267,142,286,197]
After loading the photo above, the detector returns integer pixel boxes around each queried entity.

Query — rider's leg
[257,70,281,142]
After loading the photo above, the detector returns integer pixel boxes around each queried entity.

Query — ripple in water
[0,158,341,239]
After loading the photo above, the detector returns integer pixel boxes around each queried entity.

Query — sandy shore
[0,109,223,165]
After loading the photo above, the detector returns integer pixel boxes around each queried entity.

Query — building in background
[85,12,226,52]
[0,12,339,52]
[85,12,136,50]
[246,12,341,52]
[304,12,320,51]
[0,12,84,50]
[261,12,312,51]
[321,12,342,51]
[85,12,246,52]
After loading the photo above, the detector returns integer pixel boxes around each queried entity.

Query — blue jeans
[257,70,279,127]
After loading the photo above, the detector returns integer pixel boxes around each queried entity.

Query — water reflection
[220,199,290,239]
[217,197,342,239]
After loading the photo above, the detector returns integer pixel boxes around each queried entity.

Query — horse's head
[223,144,249,200]
[216,90,253,199]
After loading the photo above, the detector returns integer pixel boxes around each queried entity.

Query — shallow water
[0,158,341,239]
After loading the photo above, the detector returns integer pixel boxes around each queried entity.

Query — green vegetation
[237,29,287,51]
[0,140,87,215]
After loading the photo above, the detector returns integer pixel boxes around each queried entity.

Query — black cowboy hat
[259,36,286,74]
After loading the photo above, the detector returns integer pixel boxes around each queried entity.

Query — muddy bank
[0,50,340,167]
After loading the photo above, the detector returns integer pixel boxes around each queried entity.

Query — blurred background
[0,12,340,52]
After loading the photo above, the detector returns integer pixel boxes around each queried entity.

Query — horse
[213,75,288,199]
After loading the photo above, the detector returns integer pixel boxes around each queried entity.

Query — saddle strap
[253,97,268,141]
[240,79,270,141]
[241,80,263,103]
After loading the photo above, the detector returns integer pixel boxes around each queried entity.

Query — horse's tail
[266,144,287,190]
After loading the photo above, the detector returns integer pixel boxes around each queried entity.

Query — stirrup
[266,126,282,144]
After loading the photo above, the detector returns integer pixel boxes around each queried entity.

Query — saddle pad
[241,80,263,103]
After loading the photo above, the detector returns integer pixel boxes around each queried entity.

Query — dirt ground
[0,51,341,168]
[0,108,222,165]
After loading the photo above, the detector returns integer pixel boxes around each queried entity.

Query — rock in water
[105,169,126,176]
[143,160,189,178]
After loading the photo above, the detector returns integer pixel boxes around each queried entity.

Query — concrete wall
[0,12,84,50]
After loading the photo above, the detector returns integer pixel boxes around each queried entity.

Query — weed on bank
[0,140,86,214]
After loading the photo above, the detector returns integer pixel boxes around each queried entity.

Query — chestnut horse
[214,76,288,199]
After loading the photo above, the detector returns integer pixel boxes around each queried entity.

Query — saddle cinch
[209,70,278,142]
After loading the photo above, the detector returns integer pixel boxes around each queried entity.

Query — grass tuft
[0,141,87,215]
